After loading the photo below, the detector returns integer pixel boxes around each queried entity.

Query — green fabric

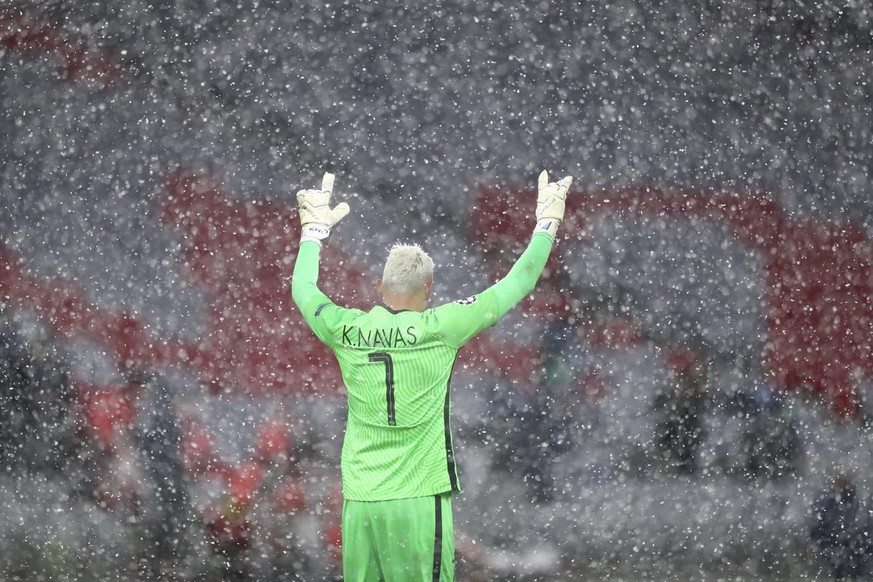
[291,233,554,500]
[341,494,455,582]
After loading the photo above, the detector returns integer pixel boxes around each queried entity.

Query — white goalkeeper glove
[534,170,573,237]
[296,172,351,244]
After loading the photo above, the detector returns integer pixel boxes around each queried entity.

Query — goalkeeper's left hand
[534,170,573,237]
[296,172,351,244]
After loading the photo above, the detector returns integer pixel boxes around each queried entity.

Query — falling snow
[1,1,873,580]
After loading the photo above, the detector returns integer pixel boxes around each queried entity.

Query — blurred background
[1,1,873,580]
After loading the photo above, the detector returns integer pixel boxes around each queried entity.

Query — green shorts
[341,493,455,582]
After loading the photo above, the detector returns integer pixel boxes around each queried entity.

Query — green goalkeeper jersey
[291,232,554,501]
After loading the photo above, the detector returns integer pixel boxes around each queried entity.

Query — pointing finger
[538,170,549,192]
[322,172,335,195]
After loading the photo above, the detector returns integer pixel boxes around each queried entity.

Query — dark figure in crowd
[811,473,873,580]
[491,315,576,504]
[492,378,569,504]
[652,359,708,475]
[0,317,75,476]
[130,371,192,573]
[522,315,576,502]
[742,386,804,480]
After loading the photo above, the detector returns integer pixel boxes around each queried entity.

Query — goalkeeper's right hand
[534,170,573,237]
[296,172,351,244]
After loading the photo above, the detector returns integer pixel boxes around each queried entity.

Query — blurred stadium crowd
[2,1,873,580]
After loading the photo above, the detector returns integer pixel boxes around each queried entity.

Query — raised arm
[432,170,573,348]
[489,169,573,313]
[291,172,351,342]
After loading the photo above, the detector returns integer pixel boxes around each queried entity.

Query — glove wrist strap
[534,219,559,237]
[301,223,331,243]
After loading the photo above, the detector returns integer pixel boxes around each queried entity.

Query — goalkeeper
[291,170,572,582]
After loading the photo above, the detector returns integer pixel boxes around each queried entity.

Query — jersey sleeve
[290,240,347,346]
[430,231,555,348]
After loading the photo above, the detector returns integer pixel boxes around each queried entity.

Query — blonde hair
[381,243,434,295]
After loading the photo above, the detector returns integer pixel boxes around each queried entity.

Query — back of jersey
[330,305,462,501]
[293,231,555,501]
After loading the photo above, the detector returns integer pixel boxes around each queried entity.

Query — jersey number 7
[368,352,397,426]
